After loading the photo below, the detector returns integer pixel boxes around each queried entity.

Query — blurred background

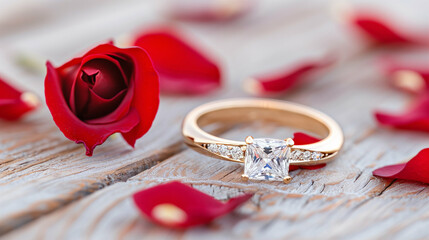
[1,0,428,99]
[2,1,429,238]
[0,0,380,93]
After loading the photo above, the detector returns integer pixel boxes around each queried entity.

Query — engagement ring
[182,98,343,183]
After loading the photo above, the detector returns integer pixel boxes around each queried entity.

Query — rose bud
[45,43,159,156]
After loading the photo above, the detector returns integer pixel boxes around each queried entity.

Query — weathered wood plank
[6,180,428,240]
[4,51,429,239]
[0,0,367,235]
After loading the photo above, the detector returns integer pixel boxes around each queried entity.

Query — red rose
[45,43,159,156]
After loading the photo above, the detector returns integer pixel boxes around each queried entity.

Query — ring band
[182,98,344,183]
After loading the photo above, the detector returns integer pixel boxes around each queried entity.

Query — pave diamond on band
[203,143,327,162]
[182,98,344,183]
[202,138,329,183]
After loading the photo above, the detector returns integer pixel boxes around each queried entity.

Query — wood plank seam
[0,141,185,236]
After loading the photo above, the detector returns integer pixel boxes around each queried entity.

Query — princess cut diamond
[244,138,291,181]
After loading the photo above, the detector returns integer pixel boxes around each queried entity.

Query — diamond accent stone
[230,146,244,159]
[290,150,324,161]
[291,150,302,160]
[244,138,290,181]
[311,152,323,160]
[207,144,218,154]
[302,151,311,161]
[207,144,244,160]
[218,145,228,156]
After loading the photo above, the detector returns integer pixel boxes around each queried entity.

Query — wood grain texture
[1,0,428,239]
[0,0,362,234]
[4,51,429,240]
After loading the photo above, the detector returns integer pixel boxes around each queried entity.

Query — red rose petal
[84,88,131,125]
[0,76,39,121]
[57,58,84,109]
[292,132,322,145]
[343,4,429,46]
[375,95,429,132]
[245,56,334,95]
[82,89,127,120]
[115,47,159,147]
[351,13,414,44]
[373,148,429,183]
[133,181,252,229]
[379,57,429,94]
[133,28,221,95]
[289,132,326,171]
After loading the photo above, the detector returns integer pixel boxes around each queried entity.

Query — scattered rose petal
[245,56,334,96]
[133,28,221,95]
[379,57,429,94]
[349,13,418,45]
[290,132,326,171]
[0,76,39,120]
[334,0,429,45]
[133,181,252,229]
[292,132,321,145]
[166,0,253,22]
[373,148,429,183]
[375,95,429,132]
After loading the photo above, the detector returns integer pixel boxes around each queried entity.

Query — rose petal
[84,88,131,125]
[341,1,429,46]
[289,132,326,171]
[375,95,429,132]
[133,181,252,229]
[373,148,429,183]
[167,0,253,22]
[0,76,39,120]
[379,57,429,94]
[81,89,127,120]
[350,13,416,44]
[114,47,159,147]
[56,58,83,109]
[133,28,221,95]
[245,56,334,95]
[45,61,140,156]
[292,132,321,145]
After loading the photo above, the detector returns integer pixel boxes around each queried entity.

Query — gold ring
[182,98,344,183]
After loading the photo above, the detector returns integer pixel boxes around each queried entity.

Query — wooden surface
[1,0,429,239]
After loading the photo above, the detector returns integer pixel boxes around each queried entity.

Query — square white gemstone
[244,138,290,181]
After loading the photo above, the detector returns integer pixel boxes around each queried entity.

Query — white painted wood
[2,0,427,239]
[4,49,429,239]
